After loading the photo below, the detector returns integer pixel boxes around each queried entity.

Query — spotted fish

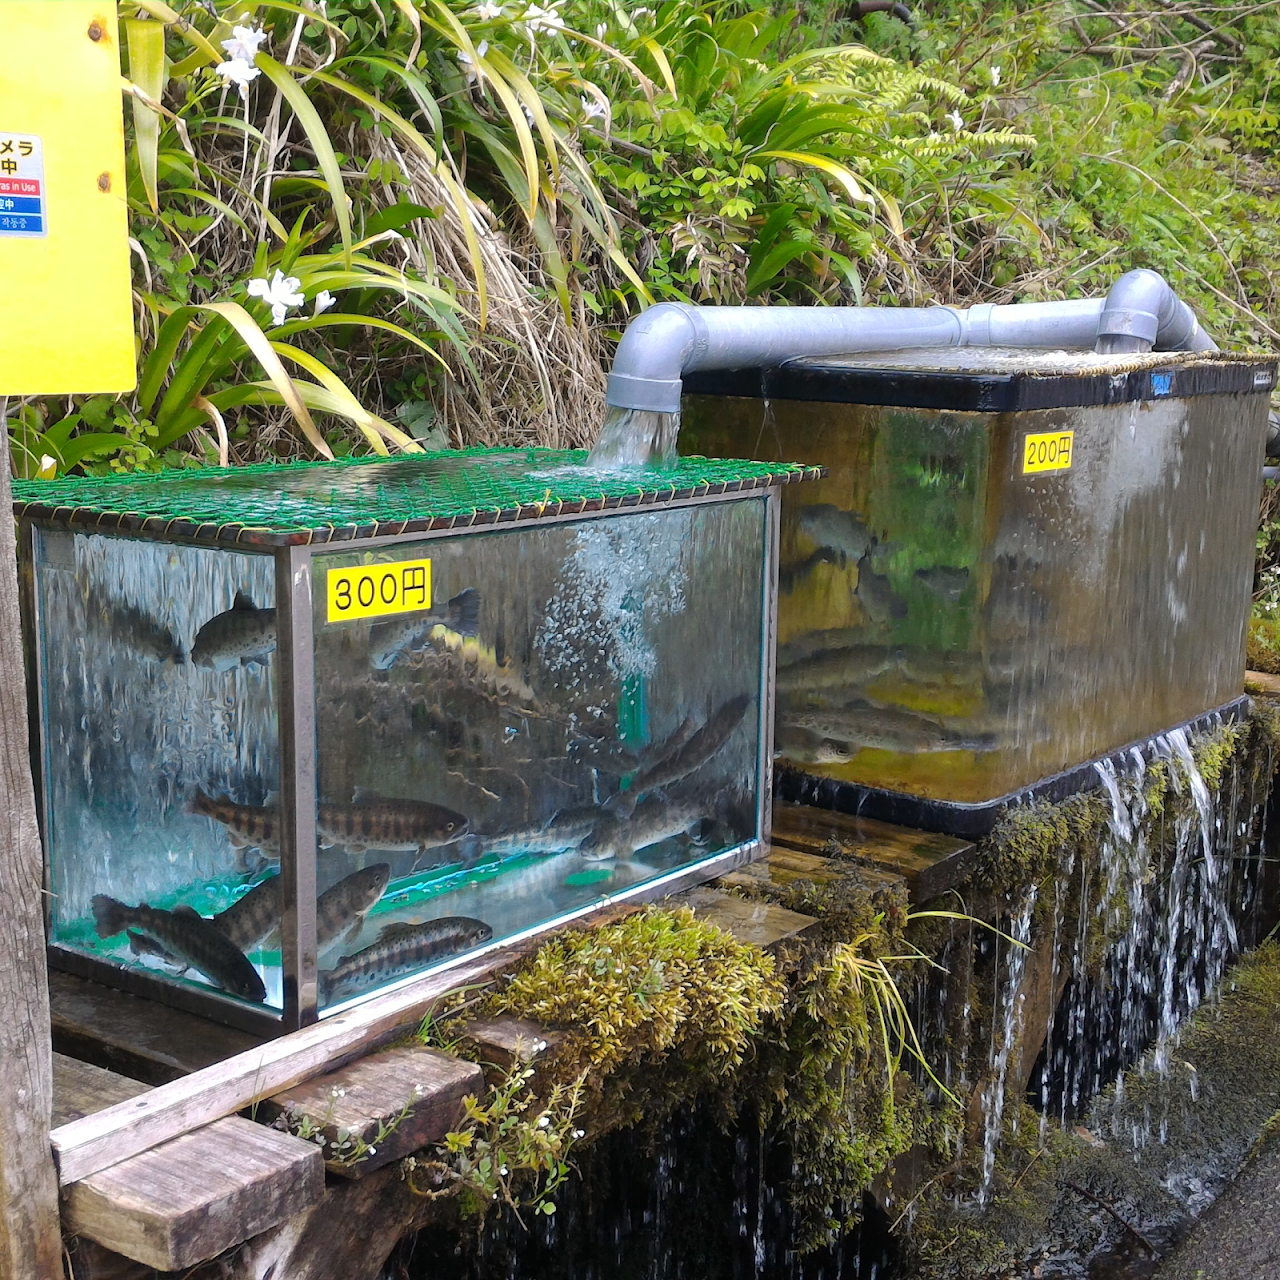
[319,916,493,1003]
[93,896,266,1002]
[191,591,276,671]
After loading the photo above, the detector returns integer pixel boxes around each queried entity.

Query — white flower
[521,2,564,34]
[457,40,489,84]
[313,289,337,316]
[989,64,1002,87]
[574,1128,585,1138]
[947,109,963,131]
[36,455,56,479]
[368,1146,377,1155]
[215,57,261,98]
[221,23,268,63]
[471,1,503,17]
[580,95,606,121]
[537,1115,550,1128]
[247,269,305,326]
[595,21,608,39]
[632,6,652,17]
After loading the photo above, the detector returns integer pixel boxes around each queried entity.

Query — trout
[320,916,493,1002]
[190,790,280,858]
[206,864,391,952]
[191,591,276,671]
[610,694,751,816]
[368,588,481,671]
[317,789,469,856]
[578,796,713,862]
[93,895,266,1002]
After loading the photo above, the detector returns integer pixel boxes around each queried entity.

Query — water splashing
[587,405,681,469]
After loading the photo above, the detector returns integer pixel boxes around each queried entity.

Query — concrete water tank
[680,347,1277,834]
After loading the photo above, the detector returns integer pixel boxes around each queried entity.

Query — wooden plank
[770,802,977,902]
[50,942,525,1187]
[1246,669,1280,697]
[458,1016,564,1076]
[718,845,905,897]
[259,1045,483,1179]
[53,1054,149,1128]
[50,969,264,1084]
[62,1116,323,1271]
[678,886,818,949]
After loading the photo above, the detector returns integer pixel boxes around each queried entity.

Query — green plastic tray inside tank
[13,448,823,546]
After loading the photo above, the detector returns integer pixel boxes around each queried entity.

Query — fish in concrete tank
[317,788,469,858]
[190,790,281,860]
[92,895,266,1002]
[206,864,392,952]
[610,694,752,816]
[319,916,493,1002]
[913,565,971,603]
[191,591,276,670]
[855,553,907,626]
[778,546,842,594]
[775,644,897,694]
[578,796,715,862]
[797,504,876,566]
[367,587,481,671]
[783,701,998,755]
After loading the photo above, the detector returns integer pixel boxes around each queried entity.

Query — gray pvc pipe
[604,269,1217,414]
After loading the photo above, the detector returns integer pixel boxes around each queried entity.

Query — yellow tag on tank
[327,559,432,623]
[1022,430,1074,474]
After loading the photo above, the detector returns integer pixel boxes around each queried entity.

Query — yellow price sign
[327,558,432,624]
[1022,430,1074,474]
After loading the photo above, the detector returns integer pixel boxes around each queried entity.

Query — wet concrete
[1154,1128,1280,1280]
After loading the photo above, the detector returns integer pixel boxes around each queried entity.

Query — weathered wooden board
[678,886,818,948]
[62,1116,324,1271]
[1246,670,1280,697]
[459,1016,564,1076]
[260,1045,483,1179]
[770,802,977,902]
[50,969,264,1084]
[53,1054,150,1128]
[718,845,905,897]
[51,943,525,1187]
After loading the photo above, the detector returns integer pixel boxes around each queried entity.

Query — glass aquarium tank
[16,449,818,1031]
[680,348,1276,835]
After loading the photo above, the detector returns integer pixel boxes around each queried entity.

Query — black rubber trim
[775,695,1251,839]
[684,360,1277,412]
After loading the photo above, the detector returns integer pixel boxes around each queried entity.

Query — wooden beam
[53,1054,149,1128]
[259,1046,483,1178]
[458,1016,564,1077]
[0,418,62,1272]
[678,886,818,949]
[50,969,265,1084]
[50,943,524,1187]
[770,802,976,902]
[62,1117,323,1270]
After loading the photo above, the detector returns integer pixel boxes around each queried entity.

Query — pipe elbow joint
[606,304,703,413]
[1095,268,1216,354]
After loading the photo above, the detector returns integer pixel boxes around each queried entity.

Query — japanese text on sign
[1022,430,1074,475]
[0,134,45,237]
[327,558,432,624]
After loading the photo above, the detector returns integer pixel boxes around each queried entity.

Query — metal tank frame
[17,479,787,1037]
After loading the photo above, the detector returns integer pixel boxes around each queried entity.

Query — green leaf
[125,18,167,214]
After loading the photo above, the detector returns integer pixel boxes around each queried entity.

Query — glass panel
[36,529,282,1011]
[311,499,767,1009]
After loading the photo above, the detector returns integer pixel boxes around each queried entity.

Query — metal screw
[97,173,111,193]
[87,20,104,41]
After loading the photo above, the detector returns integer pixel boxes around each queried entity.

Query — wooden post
[0,404,63,1276]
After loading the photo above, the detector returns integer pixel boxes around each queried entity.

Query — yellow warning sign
[0,4,135,394]
[1022,431,1074,474]
[327,559,433,624]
